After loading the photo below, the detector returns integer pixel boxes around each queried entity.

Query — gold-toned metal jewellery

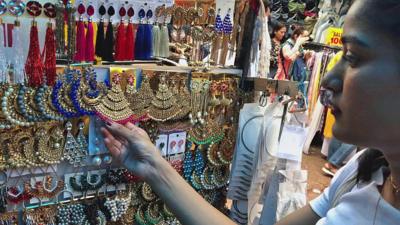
[147,74,181,122]
[36,124,65,165]
[141,183,157,202]
[20,127,44,168]
[95,74,137,124]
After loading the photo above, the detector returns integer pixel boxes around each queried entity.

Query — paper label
[277,125,308,162]
[325,27,343,47]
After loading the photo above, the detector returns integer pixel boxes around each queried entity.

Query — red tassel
[74,20,86,62]
[25,24,44,87]
[42,25,57,86]
[85,21,95,62]
[125,23,135,61]
[115,22,127,61]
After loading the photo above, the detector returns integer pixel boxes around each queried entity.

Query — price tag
[277,125,308,162]
[168,132,187,155]
[325,27,343,47]
[155,134,169,156]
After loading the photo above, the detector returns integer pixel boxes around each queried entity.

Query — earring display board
[0,63,245,224]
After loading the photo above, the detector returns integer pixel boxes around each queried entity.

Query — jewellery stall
[0,0,248,224]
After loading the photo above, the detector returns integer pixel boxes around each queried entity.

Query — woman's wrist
[146,152,174,186]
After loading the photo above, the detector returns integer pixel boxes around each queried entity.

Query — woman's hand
[101,122,162,179]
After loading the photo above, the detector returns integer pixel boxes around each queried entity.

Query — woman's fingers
[104,138,122,159]
[124,122,150,140]
[101,127,123,149]
[125,122,136,131]
[105,122,133,140]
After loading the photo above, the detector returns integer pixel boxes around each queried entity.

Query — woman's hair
[357,149,389,182]
[271,22,286,38]
[355,0,400,182]
[291,26,306,40]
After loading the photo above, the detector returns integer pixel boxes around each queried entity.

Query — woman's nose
[321,61,344,93]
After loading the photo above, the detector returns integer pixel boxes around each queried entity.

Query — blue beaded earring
[52,70,80,118]
[194,145,205,177]
[35,84,65,121]
[215,9,223,34]
[183,141,194,181]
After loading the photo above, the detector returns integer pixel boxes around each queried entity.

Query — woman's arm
[282,37,310,61]
[282,44,301,61]
[148,156,236,225]
[102,122,236,225]
[274,205,321,225]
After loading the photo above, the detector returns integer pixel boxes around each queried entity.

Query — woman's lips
[320,88,341,117]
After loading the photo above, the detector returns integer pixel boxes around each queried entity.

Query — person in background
[269,22,287,78]
[274,26,310,80]
[101,0,400,224]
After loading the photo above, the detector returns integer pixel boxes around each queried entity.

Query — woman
[101,0,400,224]
[269,22,287,78]
[274,26,309,80]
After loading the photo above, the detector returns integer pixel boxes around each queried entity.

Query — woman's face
[321,1,400,150]
[275,27,287,41]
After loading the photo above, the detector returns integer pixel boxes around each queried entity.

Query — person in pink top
[275,26,310,80]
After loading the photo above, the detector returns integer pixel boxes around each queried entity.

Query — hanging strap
[331,172,357,208]
[280,41,294,80]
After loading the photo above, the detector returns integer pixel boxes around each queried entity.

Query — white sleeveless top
[310,151,400,225]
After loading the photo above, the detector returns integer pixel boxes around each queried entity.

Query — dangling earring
[209,81,221,115]
[220,8,233,66]
[85,4,95,62]
[115,5,127,61]
[95,4,106,59]
[126,6,135,61]
[63,121,83,167]
[219,81,232,113]
[75,121,88,160]
[211,8,223,65]
[183,141,194,181]
[74,2,86,62]
[125,74,136,95]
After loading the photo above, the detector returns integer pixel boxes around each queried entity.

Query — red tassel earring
[42,3,57,86]
[25,1,44,87]
[86,4,95,62]
[126,6,135,61]
[115,6,127,61]
[74,3,86,62]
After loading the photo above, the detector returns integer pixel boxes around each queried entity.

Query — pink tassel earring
[85,4,95,62]
[74,3,86,62]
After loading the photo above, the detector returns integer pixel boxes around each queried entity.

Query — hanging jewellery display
[66,0,76,63]
[52,70,81,118]
[36,124,65,165]
[36,84,65,121]
[8,0,25,85]
[148,73,181,122]
[211,9,223,65]
[219,9,233,66]
[171,76,191,120]
[63,121,86,167]
[55,0,66,60]
[126,74,153,119]
[188,79,224,145]
[0,130,22,168]
[71,67,106,116]
[24,204,57,224]
[123,72,148,121]
[104,191,132,222]
[2,84,35,127]
[13,128,41,168]
[95,74,137,124]
[16,83,44,123]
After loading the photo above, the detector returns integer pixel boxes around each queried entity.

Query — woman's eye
[343,52,359,67]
